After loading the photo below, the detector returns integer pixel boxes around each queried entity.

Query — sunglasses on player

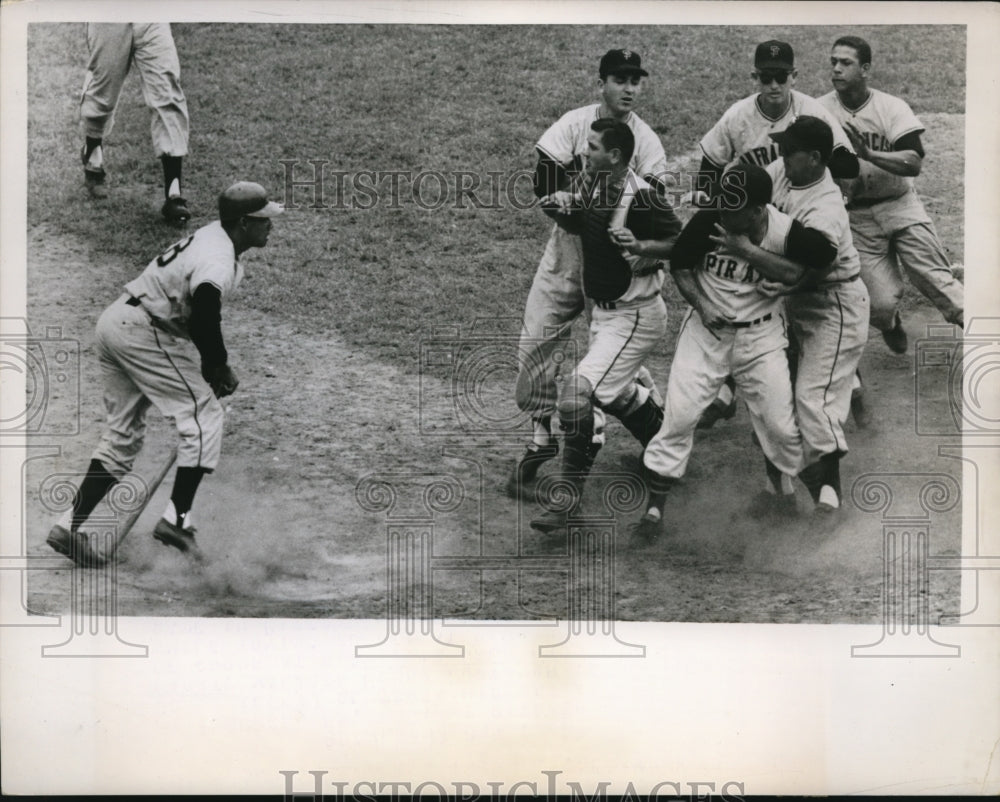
[752,70,791,85]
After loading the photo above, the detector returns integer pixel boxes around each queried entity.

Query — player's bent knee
[556,374,594,430]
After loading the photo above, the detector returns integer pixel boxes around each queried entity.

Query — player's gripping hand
[696,298,736,330]
[709,223,754,259]
[206,364,239,398]
[539,190,579,215]
[757,279,789,298]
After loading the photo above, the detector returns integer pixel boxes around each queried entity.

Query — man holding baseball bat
[46,181,283,567]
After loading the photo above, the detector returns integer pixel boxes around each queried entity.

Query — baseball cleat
[630,511,663,543]
[161,195,191,225]
[814,485,840,515]
[696,396,737,430]
[81,148,108,199]
[881,312,908,354]
[505,441,559,500]
[153,517,204,561]
[46,524,106,568]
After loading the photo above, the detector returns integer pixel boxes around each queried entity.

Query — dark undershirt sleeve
[534,150,571,198]
[669,210,719,272]
[785,219,838,270]
[626,189,683,243]
[695,155,723,201]
[188,283,228,378]
[893,130,925,158]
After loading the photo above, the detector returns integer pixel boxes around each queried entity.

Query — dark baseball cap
[719,164,772,209]
[754,39,794,71]
[218,181,285,222]
[599,48,649,77]
[769,115,834,161]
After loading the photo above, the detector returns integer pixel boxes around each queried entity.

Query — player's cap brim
[247,200,285,218]
[755,60,793,71]
[608,66,649,77]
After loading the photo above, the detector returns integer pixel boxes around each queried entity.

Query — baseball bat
[101,446,178,562]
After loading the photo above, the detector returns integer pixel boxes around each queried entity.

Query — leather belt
[728,312,772,328]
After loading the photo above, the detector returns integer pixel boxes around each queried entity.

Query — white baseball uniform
[816,88,963,329]
[765,160,870,466]
[643,205,805,480]
[701,89,853,172]
[515,104,668,419]
[92,222,242,477]
[80,23,189,158]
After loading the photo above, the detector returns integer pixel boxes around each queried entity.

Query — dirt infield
[23,204,964,623]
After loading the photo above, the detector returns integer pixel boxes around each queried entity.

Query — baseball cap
[218,181,285,222]
[754,40,794,71]
[719,164,772,209]
[769,115,834,161]
[599,48,649,77]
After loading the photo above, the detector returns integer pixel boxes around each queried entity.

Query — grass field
[27,24,965,368]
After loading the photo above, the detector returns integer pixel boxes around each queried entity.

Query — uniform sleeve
[632,121,669,183]
[700,104,738,169]
[626,188,682,243]
[884,94,924,145]
[669,210,719,272]
[786,218,837,270]
[536,108,582,165]
[189,242,237,296]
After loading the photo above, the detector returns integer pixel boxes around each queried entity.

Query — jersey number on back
[156,235,195,267]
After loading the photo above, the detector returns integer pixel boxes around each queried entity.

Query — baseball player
[634,164,831,540]
[693,39,860,429]
[80,23,192,224]
[765,116,870,515]
[529,119,682,534]
[46,182,283,567]
[508,49,669,500]
[817,35,964,354]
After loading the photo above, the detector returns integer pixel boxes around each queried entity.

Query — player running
[45,182,283,567]
[508,49,669,501]
[817,35,964,354]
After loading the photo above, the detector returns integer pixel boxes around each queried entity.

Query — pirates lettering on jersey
[704,251,762,284]
[738,143,780,168]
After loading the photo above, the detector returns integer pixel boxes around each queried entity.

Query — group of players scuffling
[46,28,964,568]
[506,38,963,543]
